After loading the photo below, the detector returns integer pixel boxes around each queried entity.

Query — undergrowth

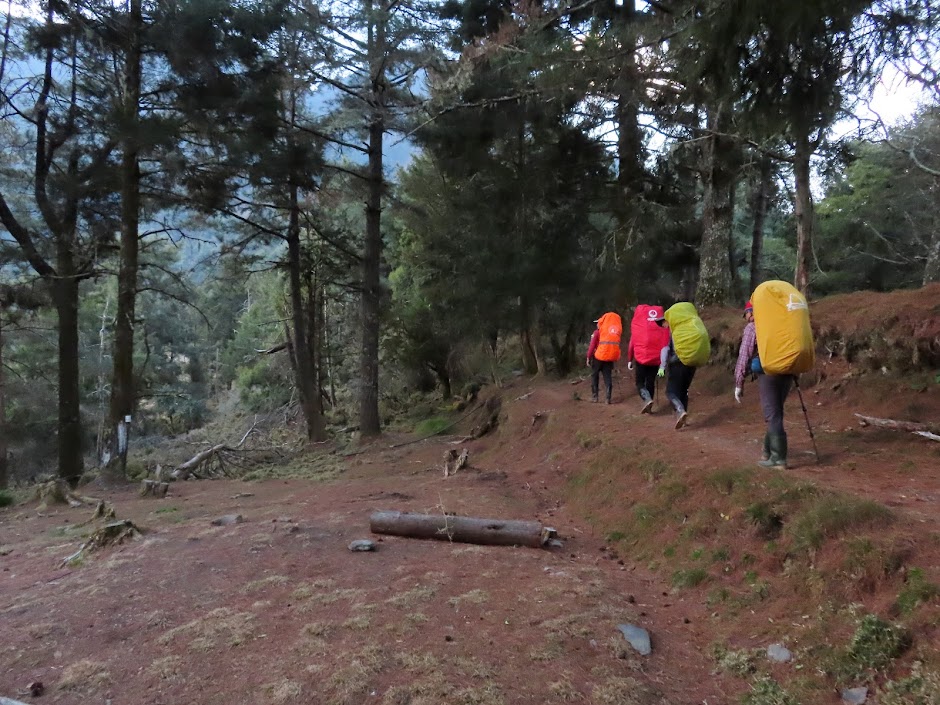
[565,440,932,700]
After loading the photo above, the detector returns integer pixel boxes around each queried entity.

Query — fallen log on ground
[370,510,556,548]
[854,413,938,433]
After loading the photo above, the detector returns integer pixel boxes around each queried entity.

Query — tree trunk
[0,313,7,489]
[749,155,772,295]
[359,0,385,437]
[55,274,83,486]
[429,364,451,399]
[615,0,642,197]
[370,510,554,548]
[793,131,814,295]
[519,296,538,375]
[695,102,735,306]
[104,0,143,480]
[287,182,325,442]
[923,231,940,285]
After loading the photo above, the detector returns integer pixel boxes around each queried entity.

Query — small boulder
[617,623,652,655]
[348,539,377,552]
[766,643,792,663]
[211,514,243,526]
[841,687,868,705]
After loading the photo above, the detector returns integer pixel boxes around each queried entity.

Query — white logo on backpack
[786,294,808,312]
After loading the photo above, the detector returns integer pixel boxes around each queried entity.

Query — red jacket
[586,329,600,360]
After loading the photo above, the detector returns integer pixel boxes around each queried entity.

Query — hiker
[627,305,670,414]
[655,303,710,429]
[586,311,623,404]
[734,282,815,468]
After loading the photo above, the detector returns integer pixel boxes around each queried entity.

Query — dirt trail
[0,372,936,704]
[515,371,940,527]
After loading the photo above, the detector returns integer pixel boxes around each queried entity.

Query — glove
[657,367,665,378]
[734,387,743,404]
[627,361,634,370]
[585,359,591,368]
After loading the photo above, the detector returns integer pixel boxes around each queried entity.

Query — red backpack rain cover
[629,305,670,366]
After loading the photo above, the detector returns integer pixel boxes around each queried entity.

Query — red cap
[744,300,753,312]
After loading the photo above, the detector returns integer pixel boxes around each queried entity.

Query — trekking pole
[793,377,820,464]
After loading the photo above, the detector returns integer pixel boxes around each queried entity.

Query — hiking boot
[640,399,654,414]
[674,411,688,430]
[606,390,612,404]
[761,432,771,462]
[757,433,787,468]
[591,393,598,403]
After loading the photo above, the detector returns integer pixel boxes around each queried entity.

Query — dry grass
[396,650,441,674]
[453,656,496,680]
[453,682,506,705]
[590,677,670,705]
[146,655,182,680]
[406,612,430,626]
[296,587,366,611]
[27,622,57,639]
[291,578,336,599]
[548,677,583,701]
[342,614,371,630]
[158,607,254,651]
[386,584,437,608]
[382,672,452,705]
[529,637,566,662]
[242,574,290,593]
[58,659,111,692]
[325,644,385,704]
[448,589,489,609]
[302,621,335,638]
[261,678,303,704]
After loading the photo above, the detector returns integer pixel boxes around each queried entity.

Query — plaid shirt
[735,321,757,388]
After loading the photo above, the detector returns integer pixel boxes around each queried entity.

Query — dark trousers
[666,359,695,412]
[758,374,793,436]
[591,358,614,400]
[635,363,657,401]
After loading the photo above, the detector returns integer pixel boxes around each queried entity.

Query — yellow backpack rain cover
[663,303,710,367]
[752,280,815,375]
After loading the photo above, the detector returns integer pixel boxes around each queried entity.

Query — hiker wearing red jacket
[586,312,622,404]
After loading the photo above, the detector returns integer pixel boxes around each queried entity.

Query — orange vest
[594,312,622,362]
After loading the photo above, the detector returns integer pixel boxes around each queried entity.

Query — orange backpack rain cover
[630,305,670,366]
[594,312,623,362]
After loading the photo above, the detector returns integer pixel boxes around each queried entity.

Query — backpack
[593,312,623,362]
[663,302,710,367]
[751,280,815,375]
[630,305,670,366]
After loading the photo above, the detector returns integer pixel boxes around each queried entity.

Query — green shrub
[742,677,798,705]
[706,468,751,495]
[895,568,939,616]
[835,614,910,682]
[880,661,940,705]
[745,502,784,540]
[712,645,758,677]
[789,496,892,554]
[671,567,708,589]
[575,429,602,449]
[413,416,451,436]
[0,490,14,508]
